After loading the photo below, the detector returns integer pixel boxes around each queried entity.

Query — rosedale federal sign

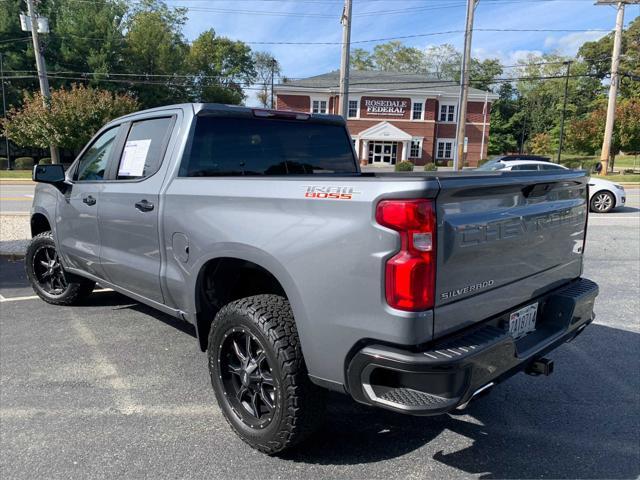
[364,98,408,116]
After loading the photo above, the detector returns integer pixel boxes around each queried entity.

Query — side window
[540,164,564,170]
[116,117,173,180]
[75,126,120,181]
[511,164,539,171]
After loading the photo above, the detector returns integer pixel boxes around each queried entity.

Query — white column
[354,137,360,160]
[401,141,409,161]
[362,140,369,163]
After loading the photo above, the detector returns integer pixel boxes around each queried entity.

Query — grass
[601,174,640,183]
[0,169,32,179]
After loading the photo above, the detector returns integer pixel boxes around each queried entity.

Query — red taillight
[376,199,436,311]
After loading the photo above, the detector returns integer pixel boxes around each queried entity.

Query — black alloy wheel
[218,327,277,428]
[32,244,68,295]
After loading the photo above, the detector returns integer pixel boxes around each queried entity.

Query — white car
[476,159,626,213]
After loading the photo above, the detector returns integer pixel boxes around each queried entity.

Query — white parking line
[0,288,112,302]
[0,404,219,419]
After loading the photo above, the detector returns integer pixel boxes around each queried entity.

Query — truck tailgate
[433,170,588,338]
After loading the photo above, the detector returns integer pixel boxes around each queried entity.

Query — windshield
[476,160,507,171]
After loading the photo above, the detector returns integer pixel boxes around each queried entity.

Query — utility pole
[454,0,478,170]
[270,58,276,109]
[338,0,352,118]
[1,53,11,170]
[26,0,59,164]
[597,0,628,175]
[557,60,572,163]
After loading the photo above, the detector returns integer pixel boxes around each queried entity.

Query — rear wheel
[590,191,615,213]
[208,294,324,454]
[25,232,95,305]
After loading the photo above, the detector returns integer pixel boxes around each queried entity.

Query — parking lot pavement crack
[69,316,139,415]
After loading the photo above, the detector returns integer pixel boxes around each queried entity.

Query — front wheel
[590,191,615,213]
[25,232,95,305]
[208,294,325,454]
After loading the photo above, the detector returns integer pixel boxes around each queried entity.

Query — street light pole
[26,0,59,164]
[1,53,12,170]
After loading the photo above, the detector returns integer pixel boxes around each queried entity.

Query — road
[0,183,34,214]
[0,190,638,479]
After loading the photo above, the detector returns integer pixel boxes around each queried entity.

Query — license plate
[509,303,538,339]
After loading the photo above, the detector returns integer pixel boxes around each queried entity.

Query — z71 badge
[304,185,360,200]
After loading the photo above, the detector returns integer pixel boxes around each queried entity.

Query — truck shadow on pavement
[281,324,639,479]
[6,277,636,479]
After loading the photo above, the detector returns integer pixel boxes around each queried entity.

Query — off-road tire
[208,294,325,454]
[25,231,95,305]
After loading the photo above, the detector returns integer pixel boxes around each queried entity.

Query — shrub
[447,160,453,167]
[14,157,34,169]
[477,158,490,166]
[395,160,414,172]
[0,157,7,169]
[424,163,438,171]
[38,157,52,165]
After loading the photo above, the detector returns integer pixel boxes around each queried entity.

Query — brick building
[274,71,498,167]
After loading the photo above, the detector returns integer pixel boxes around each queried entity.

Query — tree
[469,58,503,91]
[2,84,138,152]
[578,17,639,99]
[423,44,460,80]
[567,98,640,158]
[488,83,525,155]
[52,0,128,85]
[185,29,256,104]
[350,48,375,71]
[349,41,424,73]
[253,52,280,107]
[528,132,553,155]
[123,0,189,108]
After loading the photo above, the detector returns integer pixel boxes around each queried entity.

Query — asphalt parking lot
[1,192,638,479]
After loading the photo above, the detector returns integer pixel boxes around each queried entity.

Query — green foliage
[2,84,138,151]
[567,98,640,156]
[350,41,426,73]
[186,29,256,104]
[14,157,34,169]
[579,17,639,99]
[123,0,190,107]
[423,163,438,171]
[529,132,553,155]
[423,44,460,79]
[395,161,414,172]
[39,158,52,165]
[447,161,453,167]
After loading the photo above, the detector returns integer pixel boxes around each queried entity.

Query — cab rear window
[180,116,358,176]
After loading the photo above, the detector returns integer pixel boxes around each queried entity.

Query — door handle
[82,195,97,206]
[135,199,154,212]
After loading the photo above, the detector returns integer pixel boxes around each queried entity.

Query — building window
[412,102,423,120]
[348,100,358,118]
[436,139,455,160]
[439,104,456,122]
[312,100,327,114]
[410,139,422,158]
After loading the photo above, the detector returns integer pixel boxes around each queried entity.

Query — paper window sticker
[118,139,152,177]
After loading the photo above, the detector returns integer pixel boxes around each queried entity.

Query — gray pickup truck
[28,103,598,454]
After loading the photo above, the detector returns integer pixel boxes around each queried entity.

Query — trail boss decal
[304,185,361,200]
[440,280,495,300]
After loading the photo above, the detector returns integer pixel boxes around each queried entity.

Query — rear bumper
[347,277,598,415]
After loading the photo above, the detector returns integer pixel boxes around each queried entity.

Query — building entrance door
[368,141,398,165]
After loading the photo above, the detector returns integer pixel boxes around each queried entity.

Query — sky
[169,0,640,106]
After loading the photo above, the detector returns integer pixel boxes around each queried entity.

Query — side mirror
[33,164,66,184]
